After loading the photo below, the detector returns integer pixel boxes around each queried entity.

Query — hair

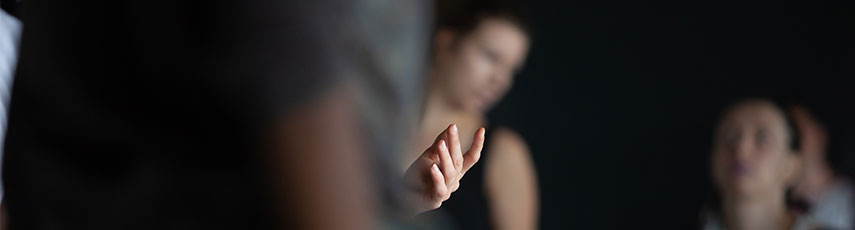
[434,0,530,40]
[713,91,801,151]
[727,98,800,151]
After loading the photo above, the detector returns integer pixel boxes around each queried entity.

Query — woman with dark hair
[702,98,821,230]
[407,0,538,229]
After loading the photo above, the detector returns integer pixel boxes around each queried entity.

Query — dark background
[2,0,853,229]
[490,0,855,229]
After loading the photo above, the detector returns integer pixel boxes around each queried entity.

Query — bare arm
[485,128,539,230]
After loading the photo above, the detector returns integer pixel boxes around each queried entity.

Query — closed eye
[480,45,500,65]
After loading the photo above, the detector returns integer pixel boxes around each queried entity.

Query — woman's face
[432,18,529,113]
[712,100,798,200]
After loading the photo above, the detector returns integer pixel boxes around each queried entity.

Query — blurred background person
[789,104,854,230]
[412,0,538,229]
[703,98,816,230]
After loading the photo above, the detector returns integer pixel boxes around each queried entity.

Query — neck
[721,193,790,230]
[422,87,483,132]
[402,71,485,170]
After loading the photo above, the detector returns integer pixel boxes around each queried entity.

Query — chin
[459,100,487,113]
[462,105,485,114]
[729,184,759,198]
[472,102,495,113]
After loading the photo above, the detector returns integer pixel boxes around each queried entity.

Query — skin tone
[408,18,539,229]
[790,105,835,203]
[404,124,486,214]
[711,100,801,230]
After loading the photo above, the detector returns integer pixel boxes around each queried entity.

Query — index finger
[461,127,485,175]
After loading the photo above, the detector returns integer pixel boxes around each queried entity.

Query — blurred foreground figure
[1,0,480,229]
[413,0,538,229]
[790,105,853,230]
[702,98,818,230]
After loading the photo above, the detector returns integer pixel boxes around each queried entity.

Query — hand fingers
[429,163,449,208]
[423,126,448,162]
[432,125,451,146]
[461,127,486,175]
[447,124,464,173]
[437,139,457,188]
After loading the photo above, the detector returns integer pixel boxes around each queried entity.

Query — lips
[729,162,751,177]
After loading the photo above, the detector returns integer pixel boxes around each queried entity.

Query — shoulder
[487,126,530,155]
[483,126,539,228]
[484,126,535,180]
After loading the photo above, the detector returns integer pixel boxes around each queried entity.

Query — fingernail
[439,140,447,150]
[432,163,440,172]
[481,128,486,137]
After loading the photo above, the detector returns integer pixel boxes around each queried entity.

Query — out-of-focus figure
[790,104,854,230]
[412,0,538,229]
[1,0,475,229]
[702,98,816,230]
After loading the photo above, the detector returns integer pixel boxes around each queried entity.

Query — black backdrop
[489,0,855,229]
[3,0,853,229]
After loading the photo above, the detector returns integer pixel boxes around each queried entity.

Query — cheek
[754,151,787,186]
[456,49,493,87]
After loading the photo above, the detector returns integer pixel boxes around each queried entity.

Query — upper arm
[484,128,539,230]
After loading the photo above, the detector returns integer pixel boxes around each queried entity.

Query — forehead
[471,18,527,39]
[468,19,529,56]
[720,100,788,132]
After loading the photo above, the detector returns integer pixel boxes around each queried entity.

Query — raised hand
[403,124,485,215]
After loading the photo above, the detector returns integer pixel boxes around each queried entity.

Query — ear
[783,150,803,186]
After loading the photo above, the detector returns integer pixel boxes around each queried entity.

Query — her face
[432,18,529,113]
[711,100,798,200]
